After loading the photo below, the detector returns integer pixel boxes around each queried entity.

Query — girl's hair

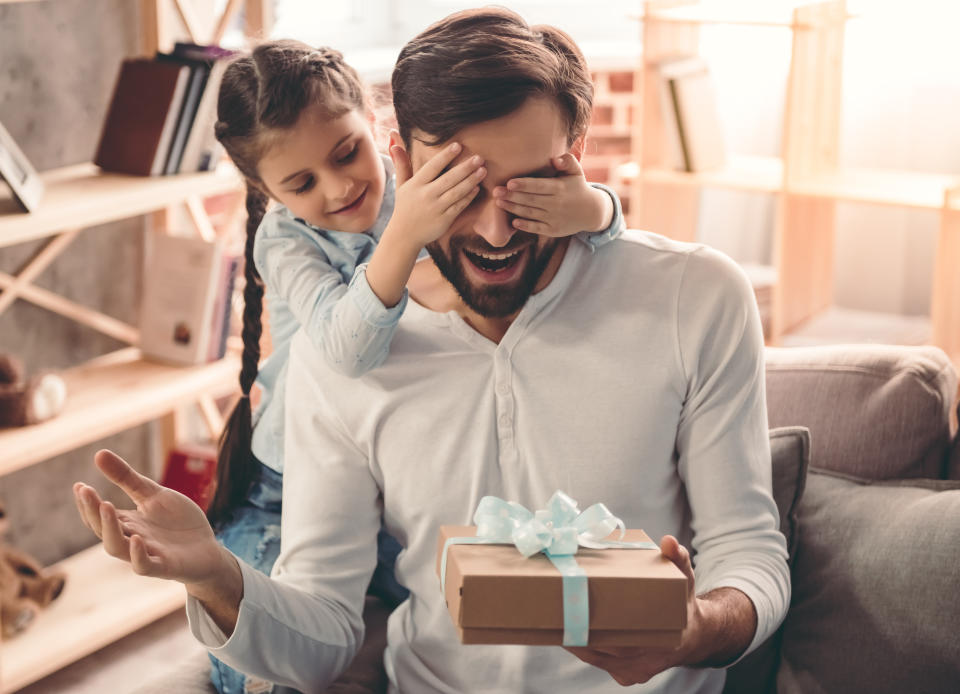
[206,40,365,527]
[392,7,593,149]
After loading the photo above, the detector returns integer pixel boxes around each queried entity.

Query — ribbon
[439,490,658,646]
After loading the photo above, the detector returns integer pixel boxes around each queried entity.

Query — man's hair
[392,7,594,148]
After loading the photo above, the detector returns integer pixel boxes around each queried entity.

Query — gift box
[436,524,688,648]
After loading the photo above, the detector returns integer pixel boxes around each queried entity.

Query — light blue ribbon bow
[439,490,658,646]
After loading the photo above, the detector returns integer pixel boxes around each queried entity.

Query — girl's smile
[257,106,386,233]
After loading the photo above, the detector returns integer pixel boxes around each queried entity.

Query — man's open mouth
[463,247,525,274]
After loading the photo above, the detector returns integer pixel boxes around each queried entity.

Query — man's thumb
[390,145,413,185]
[553,152,584,176]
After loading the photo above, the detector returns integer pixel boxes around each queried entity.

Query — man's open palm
[74,449,225,586]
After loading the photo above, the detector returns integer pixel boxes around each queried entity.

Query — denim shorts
[208,460,408,694]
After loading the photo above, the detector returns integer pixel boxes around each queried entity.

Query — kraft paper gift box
[436,525,688,648]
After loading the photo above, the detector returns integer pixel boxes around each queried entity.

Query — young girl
[204,39,624,694]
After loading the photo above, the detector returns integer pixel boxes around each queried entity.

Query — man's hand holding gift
[567,535,758,686]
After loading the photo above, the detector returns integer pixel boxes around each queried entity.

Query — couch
[135,344,960,694]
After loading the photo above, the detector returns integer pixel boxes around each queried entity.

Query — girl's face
[257,105,386,233]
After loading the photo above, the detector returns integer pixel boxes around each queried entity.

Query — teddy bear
[0,500,67,639]
[0,353,67,427]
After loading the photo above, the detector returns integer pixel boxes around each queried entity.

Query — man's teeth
[469,249,521,260]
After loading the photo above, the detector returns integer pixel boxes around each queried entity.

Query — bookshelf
[628,0,960,366]
[0,1,270,691]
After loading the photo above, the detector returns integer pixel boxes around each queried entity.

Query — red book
[160,443,217,510]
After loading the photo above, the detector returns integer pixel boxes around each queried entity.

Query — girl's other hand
[74,449,231,589]
[387,132,486,249]
[494,153,612,237]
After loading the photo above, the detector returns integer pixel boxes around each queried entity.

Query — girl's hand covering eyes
[494,153,612,237]
[386,133,486,249]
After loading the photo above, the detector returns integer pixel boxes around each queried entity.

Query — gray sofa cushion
[765,345,957,479]
[723,427,810,694]
[777,469,960,694]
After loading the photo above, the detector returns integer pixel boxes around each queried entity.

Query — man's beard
[425,231,561,318]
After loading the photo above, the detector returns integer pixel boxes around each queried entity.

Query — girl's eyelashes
[294,175,315,195]
[337,144,359,164]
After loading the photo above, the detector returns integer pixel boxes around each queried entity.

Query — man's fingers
[75,483,105,537]
[660,535,695,595]
[130,535,167,578]
[100,500,132,562]
[413,142,462,184]
[95,449,159,505]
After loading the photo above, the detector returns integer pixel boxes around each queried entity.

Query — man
[77,8,789,693]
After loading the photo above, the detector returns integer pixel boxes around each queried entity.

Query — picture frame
[0,118,44,212]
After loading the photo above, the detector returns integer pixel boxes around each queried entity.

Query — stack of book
[95,43,237,177]
[657,56,726,173]
[139,230,238,366]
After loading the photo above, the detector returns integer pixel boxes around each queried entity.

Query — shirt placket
[494,347,519,470]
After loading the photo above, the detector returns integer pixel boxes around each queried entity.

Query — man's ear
[387,129,414,185]
[568,135,586,161]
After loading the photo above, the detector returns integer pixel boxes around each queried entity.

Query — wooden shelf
[624,156,960,210]
[0,544,186,694]
[0,163,243,248]
[0,347,241,476]
[780,306,932,348]
[635,154,785,194]
[789,167,960,211]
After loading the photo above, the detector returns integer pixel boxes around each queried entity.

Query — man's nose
[472,198,516,248]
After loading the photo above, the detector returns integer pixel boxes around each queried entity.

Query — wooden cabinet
[628,0,960,365]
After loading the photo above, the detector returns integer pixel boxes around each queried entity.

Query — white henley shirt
[188,230,791,693]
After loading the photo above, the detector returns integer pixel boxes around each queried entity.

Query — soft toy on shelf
[0,354,67,427]
[0,501,67,639]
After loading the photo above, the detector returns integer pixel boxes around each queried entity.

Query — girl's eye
[337,145,359,164]
[294,176,315,195]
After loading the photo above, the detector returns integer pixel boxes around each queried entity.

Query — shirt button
[499,415,511,427]
[497,383,510,396]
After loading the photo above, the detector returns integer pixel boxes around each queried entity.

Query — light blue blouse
[250,155,625,472]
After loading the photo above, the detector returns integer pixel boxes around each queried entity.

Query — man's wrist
[185,546,244,618]
[686,588,758,668]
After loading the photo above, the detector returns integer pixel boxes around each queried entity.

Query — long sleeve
[576,182,625,251]
[187,329,382,691]
[674,246,791,659]
[253,210,407,378]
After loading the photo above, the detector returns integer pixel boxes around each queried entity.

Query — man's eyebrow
[279,134,352,184]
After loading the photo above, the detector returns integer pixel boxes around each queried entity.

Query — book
[658,56,726,172]
[155,52,212,175]
[179,58,230,173]
[139,230,225,365]
[173,43,238,173]
[206,252,239,362]
[94,58,190,176]
[160,443,218,510]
